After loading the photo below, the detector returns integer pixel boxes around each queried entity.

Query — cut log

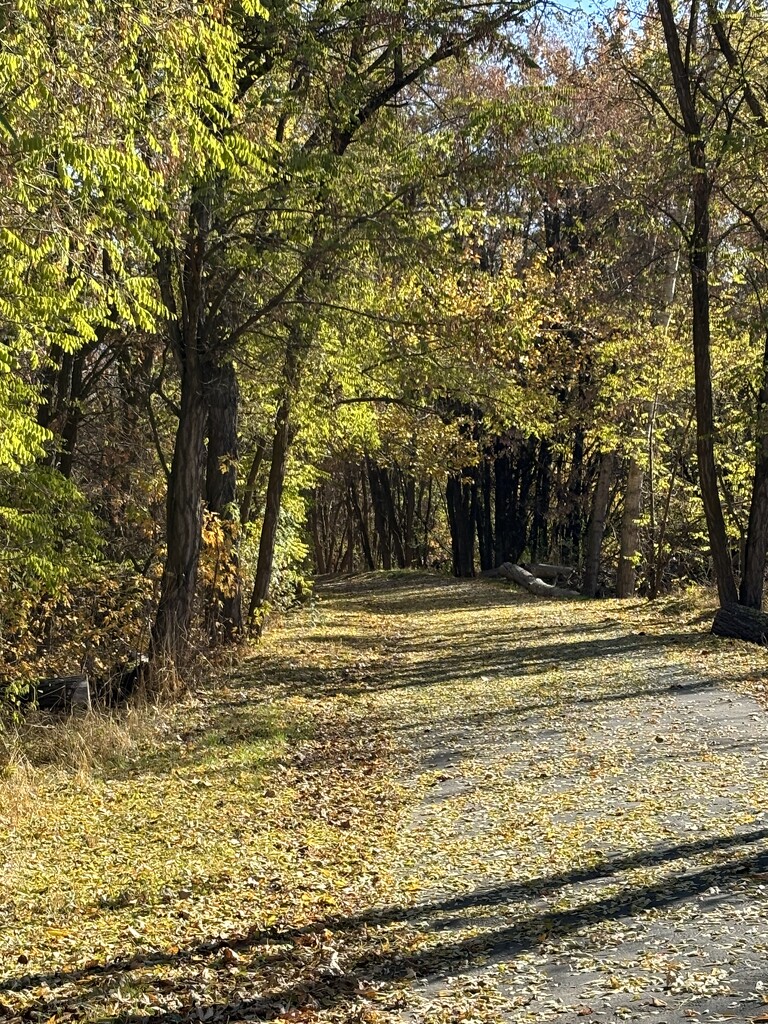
[498,563,580,599]
[31,675,91,712]
[525,563,575,582]
[712,603,768,645]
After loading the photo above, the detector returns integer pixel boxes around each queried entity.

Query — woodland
[4,0,768,704]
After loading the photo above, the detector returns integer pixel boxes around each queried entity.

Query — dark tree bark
[422,478,433,566]
[248,390,292,627]
[239,437,267,526]
[403,474,416,566]
[367,462,406,568]
[712,603,768,644]
[493,440,516,566]
[151,200,211,668]
[204,358,242,641]
[740,328,768,608]
[616,457,643,598]
[346,467,375,570]
[58,348,87,479]
[308,496,327,575]
[447,471,475,577]
[582,451,614,598]
[657,0,738,607]
[367,457,392,570]
[564,427,586,566]
[476,455,494,571]
[530,440,551,562]
[494,438,533,567]
[152,361,208,663]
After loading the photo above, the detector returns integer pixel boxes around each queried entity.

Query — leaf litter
[2,572,768,1024]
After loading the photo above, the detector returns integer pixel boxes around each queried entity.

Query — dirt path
[3,572,768,1024]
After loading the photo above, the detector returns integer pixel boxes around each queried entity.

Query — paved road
[327,574,768,1024]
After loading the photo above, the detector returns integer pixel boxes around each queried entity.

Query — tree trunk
[657,0,738,607]
[564,427,585,565]
[204,358,242,642]
[530,440,551,562]
[239,437,267,526]
[476,456,494,571]
[422,478,433,566]
[447,471,475,577]
[367,462,406,567]
[498,562,579,598]
[494,438,532,566]
[346,467,375,570]
[689,153,738,605]
[308,495,327,575]
[151,201,210,669]
[494,440,516,566]
[367,457,392,570]
[248,392,291,626]
[57,347,86,479]
[403,474,416,566]
[582,452,614,598]
[151,363,207,662]
[740,327,768,608]
[712,603,768,645]
[616,457,643,598]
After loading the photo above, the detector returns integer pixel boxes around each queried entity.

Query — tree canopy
[4,0,768,700]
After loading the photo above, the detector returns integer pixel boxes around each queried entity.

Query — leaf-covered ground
[2,573,768,1024]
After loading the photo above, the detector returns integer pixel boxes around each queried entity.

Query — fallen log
[712,603,768,646]
[498,562,580,599]
[525,563,575,582]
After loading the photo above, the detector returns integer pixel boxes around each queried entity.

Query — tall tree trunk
[530,440,551,562]
[515,438,537,561]
[204,358,242,642]
[368,463,406,567]
[308,497,327,575]
[494,440,516,566]
[367,457,392,569]
[58,347,87,479]
[151,200,210,669]
[239,437,267,526]
[476,455,494,571]
[344,512,355,572]
[346,467,375,570]
[382,468,406,568]
[616,457,643,598]
[248,391,292,627]
[582,452,614,597]
[152,363,207,661]
[422,478,433,566]
[447,471,475,577]
[740,327,768,608]
[657,0,738,607]
[494,438,533,566]
[403,474,416,566]
[564,427,585,566]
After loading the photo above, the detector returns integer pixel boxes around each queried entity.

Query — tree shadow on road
[4,826,768,1022]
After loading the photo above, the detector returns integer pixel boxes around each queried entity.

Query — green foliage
[0,466,102,695]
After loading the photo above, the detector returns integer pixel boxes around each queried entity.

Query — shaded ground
[2,573,768,1024]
